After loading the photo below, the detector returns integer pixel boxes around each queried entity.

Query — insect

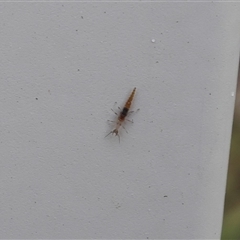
[105,87,136,142]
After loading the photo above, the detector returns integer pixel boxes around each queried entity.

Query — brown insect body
[105,87,136,142]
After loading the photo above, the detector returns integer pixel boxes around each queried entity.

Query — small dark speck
[81,16,84,19]
[156,61,159,63]
[104,11,106,13]
[76,29,78,32]
[36,98,38,100]
[34,201,37,204]
[176,21,179,23]
[182,203,184,205]
[209,93,211,95]
[77,69,80,71]
[164,195,168,197]
[187,41,190,43]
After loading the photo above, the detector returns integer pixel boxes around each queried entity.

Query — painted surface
[0,2,239,239]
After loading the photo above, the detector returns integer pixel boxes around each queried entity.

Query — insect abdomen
[125,87,136,109]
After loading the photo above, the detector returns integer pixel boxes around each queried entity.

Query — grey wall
[0,2,239,239]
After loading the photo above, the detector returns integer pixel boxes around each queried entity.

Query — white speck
[231,92,235,97]
[151,39,156,43]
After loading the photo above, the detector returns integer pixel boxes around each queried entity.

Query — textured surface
[0,2,239,239]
